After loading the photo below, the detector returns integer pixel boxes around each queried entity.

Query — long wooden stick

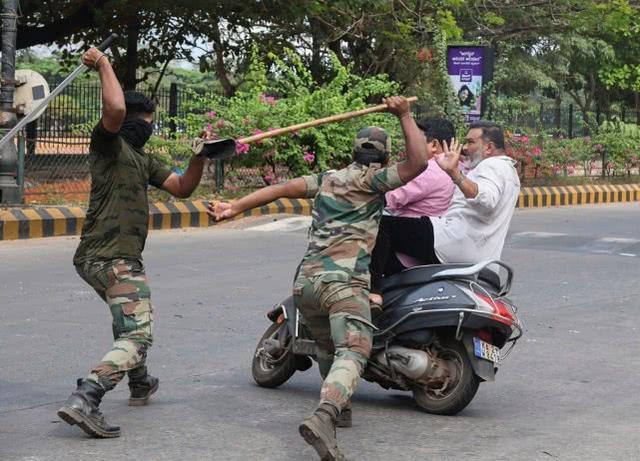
[0,34,119,151]
[237,96,418,145]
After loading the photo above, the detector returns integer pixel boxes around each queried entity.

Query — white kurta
[431,156,520,263]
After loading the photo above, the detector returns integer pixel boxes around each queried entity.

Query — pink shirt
[386,158,454,218]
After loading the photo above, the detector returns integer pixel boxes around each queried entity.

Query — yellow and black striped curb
[517,184,640,208]
[1,185,639,240]
[0,198,312,241]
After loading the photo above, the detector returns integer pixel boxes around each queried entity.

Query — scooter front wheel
[412,338,480,415]
[252,322,297,388]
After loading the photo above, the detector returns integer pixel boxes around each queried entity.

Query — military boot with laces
[57,378,120,438]
[127,366,159,406]
[299,403,347,461]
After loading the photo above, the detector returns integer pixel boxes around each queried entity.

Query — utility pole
[0,0,21,204]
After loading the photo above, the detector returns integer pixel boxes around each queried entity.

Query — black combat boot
[57,379,120,438]
[335,401,352,428]
[299,403,347,461]
[127,366,159,406]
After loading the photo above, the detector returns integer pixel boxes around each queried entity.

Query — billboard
[447,46,492,123]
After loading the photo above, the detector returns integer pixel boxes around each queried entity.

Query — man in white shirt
[371,121,520,291]
[432,121,520,263]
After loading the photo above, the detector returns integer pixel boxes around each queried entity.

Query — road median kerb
[1,185,639,241]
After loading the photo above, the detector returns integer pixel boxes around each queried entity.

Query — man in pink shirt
[385,155,454,218]
[370,118,455,291]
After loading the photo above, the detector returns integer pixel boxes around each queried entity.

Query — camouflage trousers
[293,274,374,412]
[75,258,154,391]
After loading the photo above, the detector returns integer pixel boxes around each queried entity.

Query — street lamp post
[0,0,21,204]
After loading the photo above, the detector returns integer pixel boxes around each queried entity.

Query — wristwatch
[453,171,466,187]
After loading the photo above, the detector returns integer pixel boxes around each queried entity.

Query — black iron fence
[491,102,640,138]
[20,81,203,202]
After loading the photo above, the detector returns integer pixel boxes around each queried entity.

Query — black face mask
[353,149,389,166]
[120,117,153,149]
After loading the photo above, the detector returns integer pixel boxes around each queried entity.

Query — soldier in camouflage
[57,47,208,439]
[209,96,451,460]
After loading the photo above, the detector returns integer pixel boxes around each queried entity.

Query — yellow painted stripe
[535,187,544,207]
[173,202,191,228]
[624,184,634,202]
[279,198,293,213]
[613,185,622,201]
[537,187,547,207]
[576,185,588,205]
[550,186,561,205]
[153,202,171,229]
[45,208,68,236]
[603,185,615,203]
[0,210,19,240]
[543,187,554,206]
[267,202,279,215]
[565,186,577,205]
[191,201,208,212]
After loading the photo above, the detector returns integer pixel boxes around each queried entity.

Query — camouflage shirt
[297,162,404,284]
[73,121,172,265]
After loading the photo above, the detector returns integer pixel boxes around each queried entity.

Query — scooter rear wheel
[412,338,480,415]
[252,322,297,388]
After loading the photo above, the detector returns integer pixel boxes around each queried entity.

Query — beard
[461,150,484,170]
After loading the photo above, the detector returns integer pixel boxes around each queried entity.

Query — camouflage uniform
[293,127,405,412]
[76,259,153,390]
[73,121,172,391]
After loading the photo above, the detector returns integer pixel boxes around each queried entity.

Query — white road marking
[600,237,639,244]
[511,231,639,258]
[511,231,568,238]
[247,217,312,232]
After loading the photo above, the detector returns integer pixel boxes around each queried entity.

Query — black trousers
[370,215,440,292]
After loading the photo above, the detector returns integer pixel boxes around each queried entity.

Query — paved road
[1,204,639,461]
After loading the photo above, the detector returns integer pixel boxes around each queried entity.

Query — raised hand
[384,96,411,118]
[206,201,236,221]
[434,138,462,174]
[82,47,109,70]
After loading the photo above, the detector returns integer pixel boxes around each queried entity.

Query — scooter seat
[380,263,502,293]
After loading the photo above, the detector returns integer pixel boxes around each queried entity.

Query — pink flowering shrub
[173,45,401,180]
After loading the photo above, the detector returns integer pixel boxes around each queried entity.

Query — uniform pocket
[314,273,354,311]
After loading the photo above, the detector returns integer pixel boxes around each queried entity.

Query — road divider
[1,185,639,240]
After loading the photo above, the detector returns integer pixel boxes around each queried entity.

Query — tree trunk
[309,18,324,83]
[554,91,561,137]
[211,21,235,97]
[123,12,140,90]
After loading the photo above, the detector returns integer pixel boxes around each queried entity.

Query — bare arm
[208,177,308,220]
[450,170,479,198]
[82,47,125,133]
[161,155,206,198]
[395,112,429,183]
[383,96,428,183]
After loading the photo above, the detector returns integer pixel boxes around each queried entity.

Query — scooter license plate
[473,337,500,363]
